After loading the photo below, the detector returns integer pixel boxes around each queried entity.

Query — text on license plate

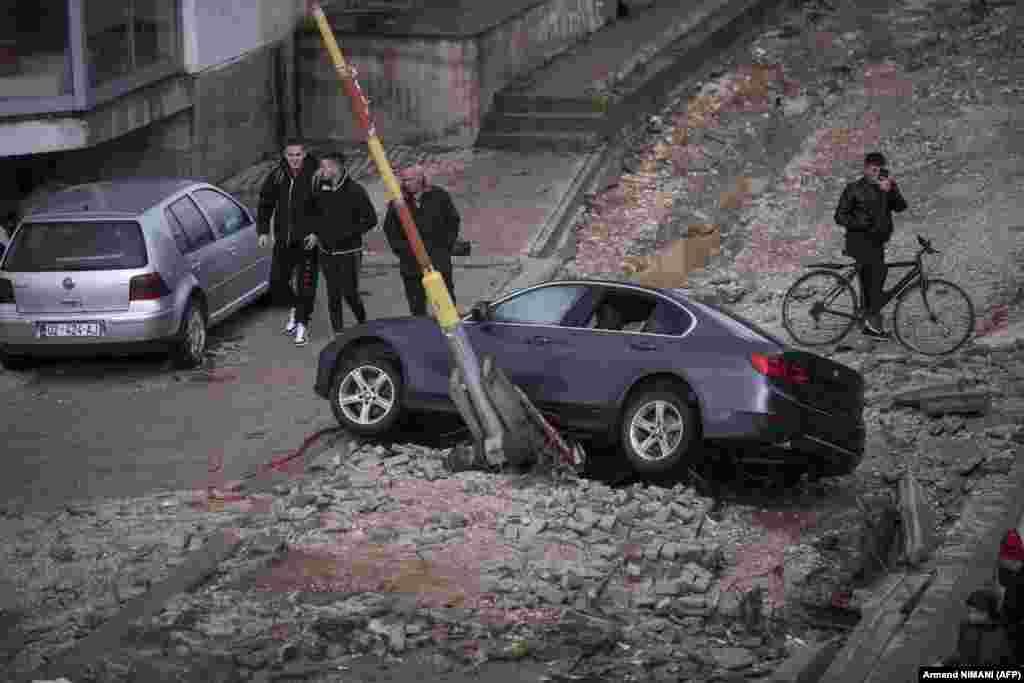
[42,322,103,337]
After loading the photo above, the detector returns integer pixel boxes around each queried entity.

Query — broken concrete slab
[889,383,992,416]
[765,636,844,683]
[898,473,938,567]
[920,391,992,417]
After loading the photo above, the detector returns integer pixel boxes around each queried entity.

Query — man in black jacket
[834,152,909,338]
[309,153,378,334]
[257,139,320,346]
[383,165,461,317]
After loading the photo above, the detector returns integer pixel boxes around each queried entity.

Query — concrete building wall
[181,0,304,73]
[296,0,609,147]
[193,45,283,183]
[477,0,608,121]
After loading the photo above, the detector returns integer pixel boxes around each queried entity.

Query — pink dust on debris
[383,47,399,81]
[976,304,1009,337]
[574,170,668,274]
[718,511,817,609]
[251,475,557,614]
[864,63,913,98]
[477,600,564,627]
[734,222,833,274]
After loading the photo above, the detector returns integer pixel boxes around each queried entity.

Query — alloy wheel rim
[629,400,684,462]
[338,365,395,426]
[187,310,205,359]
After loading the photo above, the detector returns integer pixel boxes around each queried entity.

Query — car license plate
[41,322,103,337]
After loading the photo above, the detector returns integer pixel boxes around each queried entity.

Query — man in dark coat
[309,152,378,334]
[833,152,909,338]
[257,139,320,346]
[383,165,461,317]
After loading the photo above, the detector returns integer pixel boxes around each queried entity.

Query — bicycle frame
[814,251,929,322]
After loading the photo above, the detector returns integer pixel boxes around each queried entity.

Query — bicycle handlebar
[916,234,938,255]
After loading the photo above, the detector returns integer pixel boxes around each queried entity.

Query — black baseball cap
[321,152,347,166]
[864,152,886,167]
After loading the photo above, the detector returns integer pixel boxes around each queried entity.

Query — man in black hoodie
[834,152,909,339]
[309,152,378,334]
[383,165,461,317]
[257,139,320,346]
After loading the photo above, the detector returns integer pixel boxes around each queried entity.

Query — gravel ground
[5,0,1024,681]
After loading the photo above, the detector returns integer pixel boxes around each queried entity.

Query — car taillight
[750,352,810,384]
[129,273,171,301]
[0,278,13,304]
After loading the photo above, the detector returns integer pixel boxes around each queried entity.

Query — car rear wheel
[330,346,403,436]
[171,299,207,369]
[620,385,697,474]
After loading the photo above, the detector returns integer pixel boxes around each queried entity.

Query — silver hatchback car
[0,178,271,370]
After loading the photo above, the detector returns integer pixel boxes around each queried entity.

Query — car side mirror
[468,301,491,322]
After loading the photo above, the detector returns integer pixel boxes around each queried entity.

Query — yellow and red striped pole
[307,1,459,331]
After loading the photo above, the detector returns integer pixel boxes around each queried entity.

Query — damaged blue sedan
[314,280,865,476]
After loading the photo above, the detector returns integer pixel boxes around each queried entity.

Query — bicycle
[781,235,975,355]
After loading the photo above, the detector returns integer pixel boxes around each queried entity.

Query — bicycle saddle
[806,262,856,269]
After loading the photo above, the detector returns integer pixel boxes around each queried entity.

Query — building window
[0,1,74,98]
[85,0,178,87]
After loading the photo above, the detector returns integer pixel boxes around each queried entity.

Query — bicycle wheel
[782,270,859,346]
[893,278,975,355]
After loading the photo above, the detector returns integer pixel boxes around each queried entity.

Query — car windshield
[3,221,148,272]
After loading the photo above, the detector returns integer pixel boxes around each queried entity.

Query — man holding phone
[834,152,909,338]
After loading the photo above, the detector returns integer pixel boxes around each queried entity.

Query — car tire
[620,385,698,475]
[171,298,207,369]
[330,345,403,437]
[0,351,33,372]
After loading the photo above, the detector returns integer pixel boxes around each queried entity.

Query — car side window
[193,189,250,237]
[167,197,216,251]
[491,285,587,325]
[644,301,694,335]
[164,209,192,254]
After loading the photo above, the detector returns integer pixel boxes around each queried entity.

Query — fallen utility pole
[307,2,579,470]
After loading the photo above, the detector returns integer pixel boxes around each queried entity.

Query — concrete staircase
[479,95,608,152]
[477,0,786,152]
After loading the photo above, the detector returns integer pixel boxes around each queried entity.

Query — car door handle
[630,341,659,351]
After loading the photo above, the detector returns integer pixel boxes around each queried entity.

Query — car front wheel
[620,385,697,474]
[330,346,403,436]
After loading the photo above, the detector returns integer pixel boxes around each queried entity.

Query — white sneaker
[282,308,297,335]
[294,323,308,346]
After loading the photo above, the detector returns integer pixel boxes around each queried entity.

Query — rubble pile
[4,443,795,681]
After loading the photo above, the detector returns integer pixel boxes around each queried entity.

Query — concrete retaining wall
[296,0,609,147]
[192,44,283,182]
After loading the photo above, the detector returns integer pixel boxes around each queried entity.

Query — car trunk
[780,349,864,417]
[4,220,147,313]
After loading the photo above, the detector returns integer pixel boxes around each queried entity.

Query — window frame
[0,0,183,117]
[488,284,590,327]
[191,188,253,239]
[166,195,216,253]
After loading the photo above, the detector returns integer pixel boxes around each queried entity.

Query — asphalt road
[0,263,515,513]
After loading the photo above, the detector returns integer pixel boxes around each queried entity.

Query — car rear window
[3,221,148,272]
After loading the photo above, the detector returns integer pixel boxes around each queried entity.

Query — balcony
[0,0,182,119]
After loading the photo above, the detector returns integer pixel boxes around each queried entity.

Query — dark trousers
[400,256,455,317]
[277,242,319,324]
[321,251,366,332]
[853,246,887,324]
